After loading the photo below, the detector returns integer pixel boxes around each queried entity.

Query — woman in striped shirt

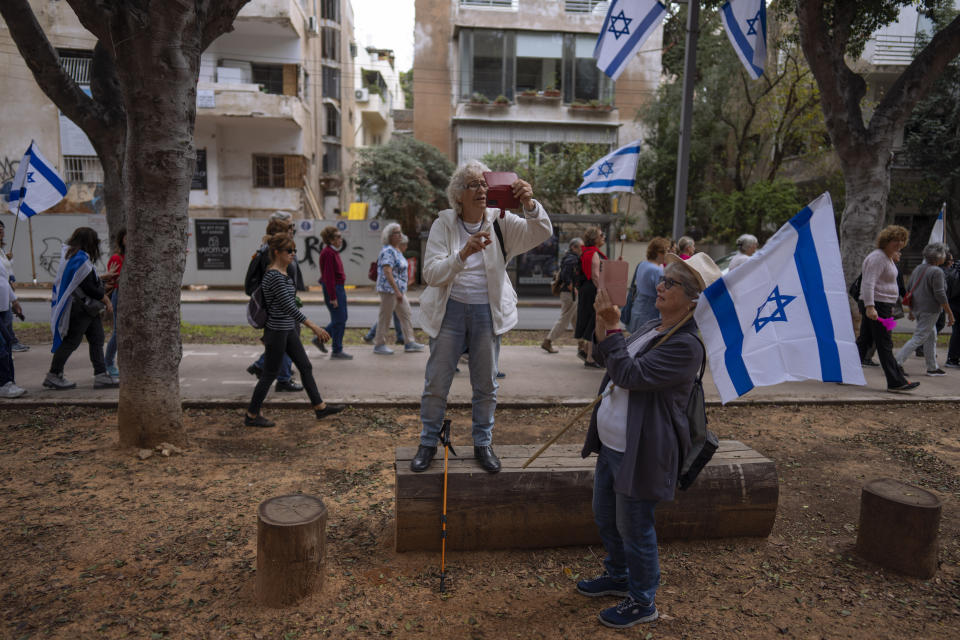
[245,233,345,427]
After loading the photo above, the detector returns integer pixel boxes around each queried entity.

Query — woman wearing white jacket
[412,160,552,473]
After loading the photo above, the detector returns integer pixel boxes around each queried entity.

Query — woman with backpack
[245,233,344,427]
[576,253,721,629]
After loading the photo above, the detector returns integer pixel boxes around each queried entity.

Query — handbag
[72,290,106,317]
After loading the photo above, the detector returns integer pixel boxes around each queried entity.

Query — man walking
[542,237,583,354]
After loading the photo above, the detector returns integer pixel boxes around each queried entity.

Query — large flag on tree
[721,0,767,80]
[577,140,642,195]
[6,141,67,219]
[695,193,865,403]
[594,0,667,81]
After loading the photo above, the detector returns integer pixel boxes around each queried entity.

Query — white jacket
[418,202,553,337]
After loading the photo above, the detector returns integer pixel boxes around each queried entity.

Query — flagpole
[672,0,700,241]
[9,199,23,260]
[27,216,37,283]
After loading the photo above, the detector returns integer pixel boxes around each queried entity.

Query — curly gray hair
[922,242,948,264]
[381,222,403,246]
[446,160,491,217]
[736,233,759,251]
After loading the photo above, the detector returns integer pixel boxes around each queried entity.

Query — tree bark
[797,0,960,283]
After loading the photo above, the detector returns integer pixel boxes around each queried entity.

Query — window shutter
[284,155,305,188]
[283,64,298,96]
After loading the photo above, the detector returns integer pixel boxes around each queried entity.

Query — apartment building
[353,45,404,148]
[413,0,662,164]
[0,0,357,220]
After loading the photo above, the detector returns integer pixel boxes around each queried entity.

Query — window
[320,0,339,22]
[322,65,340,100]
[564,0,609,13]
[460,0,516,7]
[253,154,305,188]
[325,103,340,138]
[516,32,562,93]
[459,29,612,103]
[57,49,93,85]
[322,27,340,61]
[323,144,341,173]
[62,155,103,182]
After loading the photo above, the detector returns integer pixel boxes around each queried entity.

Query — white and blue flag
[721,0,767,80]
[6,142,67,219]
[594,0,667,81]
[695,193,865,403]
[50,246,93,352]
[577,140,642,195]
[929,203,945,244]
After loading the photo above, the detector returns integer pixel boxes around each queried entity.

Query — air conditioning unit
[355,87,369,102]
[307,16,319,35]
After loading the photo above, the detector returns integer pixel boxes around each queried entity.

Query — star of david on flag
[577,140,642,195]
[721,0,767,80]
[594,0,667,81]
[694,192,865,403]
[5,141,67,219]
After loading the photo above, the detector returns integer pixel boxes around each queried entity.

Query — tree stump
[855,478,941,578]
[256,494,328,606]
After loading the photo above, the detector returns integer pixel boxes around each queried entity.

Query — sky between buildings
[351,0,415,72]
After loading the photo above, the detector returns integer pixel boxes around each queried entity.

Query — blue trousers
[0,315,14,385]
[324,283,348,354]
[593,446,660,606]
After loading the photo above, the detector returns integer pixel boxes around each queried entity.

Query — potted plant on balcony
[492,94,511,107]
[570,99,592,111]
[543,83,561,99]
[469,92,490,107]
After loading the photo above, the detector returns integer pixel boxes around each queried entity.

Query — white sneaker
[10,342,30,352]
[0,381,27,398]
[373,344,394,355]
[403,342,426,353]
[94,372,120,388]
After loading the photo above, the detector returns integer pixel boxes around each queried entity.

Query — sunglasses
[282,247,297,254]
[658,275,684,290]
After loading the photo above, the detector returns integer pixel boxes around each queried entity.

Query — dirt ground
[1,403,958,640]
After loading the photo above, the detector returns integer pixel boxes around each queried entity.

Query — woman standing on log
[577,253,720,629]
[245,233,344,428]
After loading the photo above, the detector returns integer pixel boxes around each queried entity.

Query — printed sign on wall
[195,219,231,270]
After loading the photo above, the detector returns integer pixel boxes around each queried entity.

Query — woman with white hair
[410,160,552,474]
[895,242,955,375]
[727,233,759,271]
[373,223,424,355]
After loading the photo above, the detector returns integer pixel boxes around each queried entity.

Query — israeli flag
[929,203,945,244]
[6,142,67,219]
[695,193,865,404]
[50,246,93,352]
[577,140,642,195]
[594,0,667,81]
[721,0,767,80]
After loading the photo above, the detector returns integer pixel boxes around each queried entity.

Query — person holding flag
[45,227,118,390]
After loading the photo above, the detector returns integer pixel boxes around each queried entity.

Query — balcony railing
[866,34,917,66]
[60,57,91,85]
[63,155,103,183]
[565,0,610,13]
[460,0,517,8]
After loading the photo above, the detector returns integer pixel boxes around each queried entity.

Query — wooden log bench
[395,441,777,552]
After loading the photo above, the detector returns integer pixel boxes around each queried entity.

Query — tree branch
[198,0,251,50]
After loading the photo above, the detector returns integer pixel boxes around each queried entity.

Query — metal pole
[672,0,700,241]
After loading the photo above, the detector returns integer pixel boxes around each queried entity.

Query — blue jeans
[593,446,660,606]
[0,308,18,346]
[253,351,293,382]
[365,312,404,343]
[324,283,347,354]
[419,299,499,447]
[104,289,119,367]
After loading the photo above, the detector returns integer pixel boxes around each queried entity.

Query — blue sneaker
[373,344,394,355]
[598,596,658,628]
[106,364,120,377]
[576,573,629,597]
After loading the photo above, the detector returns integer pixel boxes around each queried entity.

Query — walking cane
[438,419,456,593]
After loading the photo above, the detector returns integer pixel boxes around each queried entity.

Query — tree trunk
[115,7,204,448]
[837,153,893,283]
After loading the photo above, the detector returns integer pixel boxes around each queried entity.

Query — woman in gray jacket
[577,252,721,629]
[896,242,955,375]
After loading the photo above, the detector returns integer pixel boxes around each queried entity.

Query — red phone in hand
[483,171,521,214]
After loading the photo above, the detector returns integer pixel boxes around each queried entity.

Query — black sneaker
[584,360,603,369]
[945,360,960,369]
[598,596,659,628]
[246,363,263,379]
[244,414,275,428]
[576,573,629,598]
[311,336,328,353]
[861,359,879,367]
[315,404,345,419]
[888,381,920,393]
[275,380,303,392]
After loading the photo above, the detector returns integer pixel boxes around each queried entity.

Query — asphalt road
[17,300,568,330]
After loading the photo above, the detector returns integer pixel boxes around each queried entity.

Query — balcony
[196,81,306,129]
[860,34,917,67]
[235,0,308,39]
[359,92,391,129]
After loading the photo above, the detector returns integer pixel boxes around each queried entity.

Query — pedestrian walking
[727,233,758,271]
[0,220,28,352]
[896,242,954,375]
[0,250,25,397]
[542,237,583,354]
[44,227,118,390]
[410,160,552,474]
[245,213,305,390]
[245,233,345,427]
[372,224,425,355]
[364,234,408,345]
[574,227,607,368]
[627,237,669,332]
[318,226,351,359]
[102,228,125,377]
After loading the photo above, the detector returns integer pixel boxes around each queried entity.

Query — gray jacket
[581,317,702,501]
[906,263,948,314]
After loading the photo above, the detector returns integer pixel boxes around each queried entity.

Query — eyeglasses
[658,275,684,290]
[282,248,297,254]
[333,234,342,239]
[466,180,488,191]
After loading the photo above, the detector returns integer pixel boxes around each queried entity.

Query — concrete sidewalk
[4,342,959,409]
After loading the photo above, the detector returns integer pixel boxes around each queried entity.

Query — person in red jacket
[102,228,125,377]
[318,226,351,359]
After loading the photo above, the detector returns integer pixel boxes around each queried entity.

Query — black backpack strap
[492,219,507,262]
